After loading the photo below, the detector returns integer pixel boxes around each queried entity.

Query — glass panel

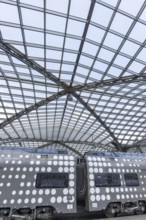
[83,42,99,56]
[94,173,121,187]
[121,40,139,56]
[0,26,23,42]
[63,52,77,62]
[36,173,69,188]
[65,38,81,50]
[140,7,146,21]
[21,8,44,28]
[20,0,43,8]
[0,54,9,62]
[27,47,44,58]
[70,0,90,19]
[93,61,108,72]
[46,34,64,48]
[24,30,44,44]
[77,66,89,76]
[119,0,144,16]
[46,50,62,60]
[46,14,66,33]
[92,3,113,27]
[108,66,122,77]
[46,0,68,14]
[0,3,19,23]
[110,13,133,35]
[98,48,115,62]
[137,48,146,62]
[100,0,118,7]
[129,61,144,73]
[104,33,123,50]
[124,173,139,186]
[114,55,130,67]
[67,19,85,36]
[87,25,105,43]
[130,22,146,43]
[79,55,93,66]
[90,71,102,80]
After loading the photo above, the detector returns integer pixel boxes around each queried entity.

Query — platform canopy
[0,0,146,156]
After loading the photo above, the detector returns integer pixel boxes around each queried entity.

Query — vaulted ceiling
[0,0,146,156]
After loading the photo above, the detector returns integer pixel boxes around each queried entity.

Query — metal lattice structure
[0,0,146,155]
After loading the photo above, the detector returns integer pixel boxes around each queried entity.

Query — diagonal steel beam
[1,72,146,134]
[55,141,82,157]
[0,39,122,149]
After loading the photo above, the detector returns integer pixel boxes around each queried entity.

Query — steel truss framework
[0,0,146,154]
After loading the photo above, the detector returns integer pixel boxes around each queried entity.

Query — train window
[36,173,69,188]
[94,173,121,187]
[124,173,139,186]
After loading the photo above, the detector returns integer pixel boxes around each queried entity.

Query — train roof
[0,146,67,155]
[85,151,146,158]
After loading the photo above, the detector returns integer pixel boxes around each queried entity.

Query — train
[0,147,146,219]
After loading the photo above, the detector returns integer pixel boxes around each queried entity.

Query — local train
[0,147,146,219]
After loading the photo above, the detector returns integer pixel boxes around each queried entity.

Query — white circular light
[50,197,55,203]
[38,198,43,203]
[57,197,62,203]
[51,189,56,195]
[90,195,95,202]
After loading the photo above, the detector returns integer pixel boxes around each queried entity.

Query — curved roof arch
[0,0,146,154]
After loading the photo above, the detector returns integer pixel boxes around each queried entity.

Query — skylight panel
[24,30,44,44]
[114,55,130,67]
[67,19,85,36]
[46,14,66,33]
[74,75,85,84]
[104,32,123,50]
[46,49,62,60]
[100,0,118,7]
[91,3,113,27]
[119,0,144,17]
[93,61,108,72]
[0,26,23,42]
[47,62,60,71]
[21,8,44,28]
[83,42,99,56]
[46,34,64,48]
[65,37,81,50]
[121,40,140,56]
[128,61,145,73]
[87,26,105,46]
[27,47,44,58]
[110,13,133,35]
[108,66,122,77]
[61,64,74,72]
[70,0,90,19]
[46,0,68,14]
[129,22,146,43]
[79,55,93,66]
[20,0,43,8]
[0,54,9,62]
[0,3,19,23]
[137,48,146,62]
[98,48,115,62]
[140,7,146,21]
[63,52,77,62]
[89,71,102,80]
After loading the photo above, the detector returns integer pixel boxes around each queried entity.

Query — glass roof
[0,0,146,155]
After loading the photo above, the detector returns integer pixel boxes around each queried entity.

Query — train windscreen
[36,173,69,188]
